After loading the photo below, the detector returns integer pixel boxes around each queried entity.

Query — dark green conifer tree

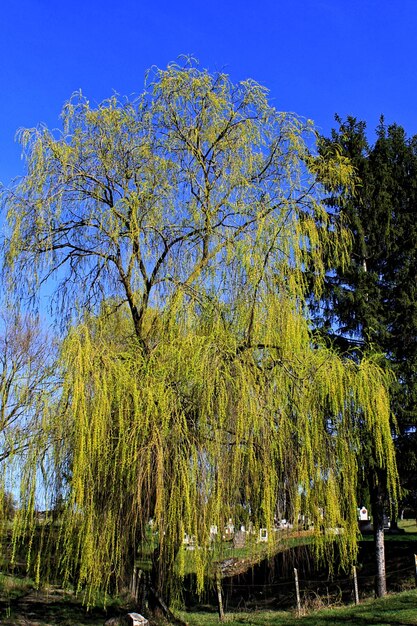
[316,116,417,596]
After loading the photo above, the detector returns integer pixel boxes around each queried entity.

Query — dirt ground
[0,586,129,626]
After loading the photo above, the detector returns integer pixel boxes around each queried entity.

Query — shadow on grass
[0,590,127,626]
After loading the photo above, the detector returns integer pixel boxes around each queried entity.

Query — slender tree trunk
[216,571,225,622]
[370,470,387,597]
[374,515,386,597]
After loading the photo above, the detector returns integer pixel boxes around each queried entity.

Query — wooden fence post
[135,569,143,603]
[353,565,359,605]
[130,567,137,597]
[294,568,301,616]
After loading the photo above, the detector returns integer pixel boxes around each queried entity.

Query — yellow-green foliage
[48,300,397,600]
[1,63,398,602]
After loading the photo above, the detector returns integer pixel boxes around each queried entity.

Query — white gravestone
[359,507,368,521]
[126,613,149,626]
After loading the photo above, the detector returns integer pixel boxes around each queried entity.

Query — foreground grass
[1,521,416,624]
[1,576,416,626]
[180,589,417,625]
[0,573,130,625]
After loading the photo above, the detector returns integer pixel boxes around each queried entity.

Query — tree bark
[374,516,386,597]
[216,571,225,622]
[370,470,387,597]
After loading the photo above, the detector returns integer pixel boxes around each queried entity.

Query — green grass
[0,573,34,601]
[181,531,313,575]
[137,529,313,577]
[360,518,417,542]
[399,519,417,534]
[214,532,313,560]
[0,574,131,625]
[179,589,417,625]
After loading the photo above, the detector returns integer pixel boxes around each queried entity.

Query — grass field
[1,580,417,626]
[1,519,416,624]
[360,518,417,543]
[180,589,417,625]
[399,519,417,533]
[137,528,314,578]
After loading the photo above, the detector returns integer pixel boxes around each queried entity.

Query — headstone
[359,507,368,521]
[275,518,289,530]
[224,518,234,538]
[233,529,246,548]
[125,613,149,626]
[105,616,149,626]
[358,507,372,533]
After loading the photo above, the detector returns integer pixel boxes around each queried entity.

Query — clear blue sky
[1,0,417,187]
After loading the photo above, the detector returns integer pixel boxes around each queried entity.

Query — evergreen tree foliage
[1,65,399,604]
[316,115,417,595]
[317,115,417,459]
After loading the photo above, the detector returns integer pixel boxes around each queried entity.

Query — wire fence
[216,558,416,613]
[220,562,413,589]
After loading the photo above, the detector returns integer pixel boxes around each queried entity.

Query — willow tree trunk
[147,544,187,626]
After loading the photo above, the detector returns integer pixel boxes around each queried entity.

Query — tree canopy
[1,64,399,604]
[314,116,417,595]
[3,64,352,337]
[316,117,417,501]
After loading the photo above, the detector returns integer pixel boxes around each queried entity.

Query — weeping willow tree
[1,62,398,605]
